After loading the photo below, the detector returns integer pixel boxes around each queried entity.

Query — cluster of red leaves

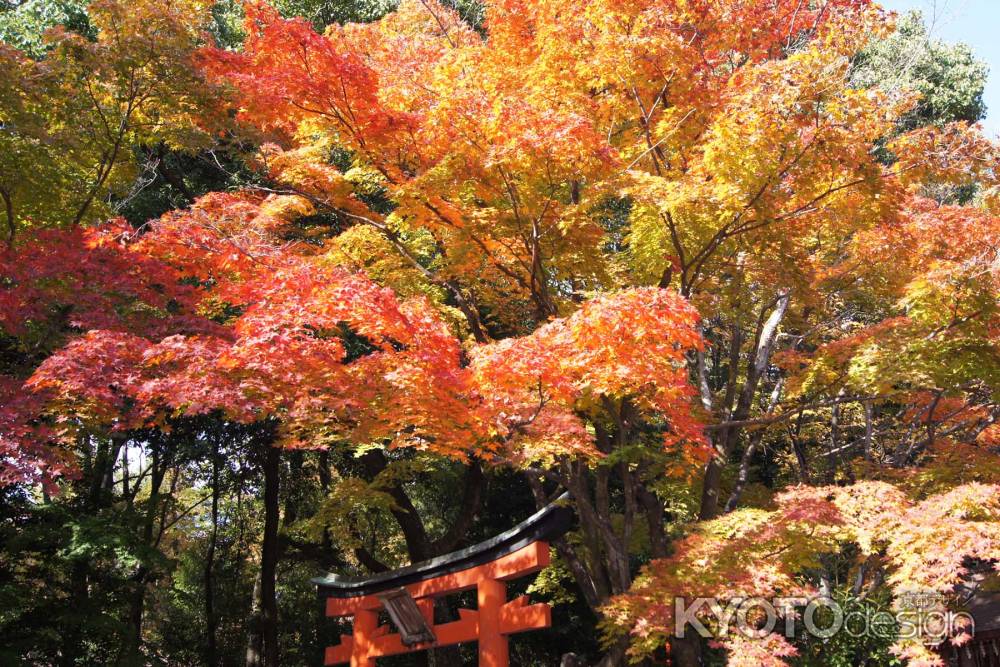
[0,224,227,488]
[198,2,416,150]
[0,222,213,340]
[12,203,470,450]
[21,283,706,465]
[3,192,707,486]
[133,191,294,292]
[471,288,707,463]
[853,197,1000,287]
[0,377,72,492]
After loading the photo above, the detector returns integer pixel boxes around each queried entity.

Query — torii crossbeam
[312,498,573,666]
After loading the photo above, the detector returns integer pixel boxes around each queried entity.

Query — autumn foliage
[2,0,1000,665]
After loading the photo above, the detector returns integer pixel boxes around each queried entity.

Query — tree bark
[118,439,167,666]
[153,143,194,201]
[595,634,632,667]
[260,444,281,667]
[669,633,703,667]
[247,443,280,667]
[430,461,484,554]
[863,400,874,462]
[245,572,264,667]
[789,411,812,484]
[60,559,88,667]
[826,388,845,483]
[120,578,147,667]
[725,378,784,512]
[700,291,790,519]
[204,438,221,667]
[1,186,14,248]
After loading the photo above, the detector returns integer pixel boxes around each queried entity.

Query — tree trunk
[790,411,812,484]
[669,633,703,667]
[118,440,167,667]
[725,378,784,512]
[826,389,845,483]
[2,186,15,247]
[863,400,874,462]
[247,444,281,667]
[205,439,221,667]
[261,444,281,666]
[596,634,632,667]
[700,291,790,519]
[60,560,88,667]
[119,576,148,667]
[245,573,264,667]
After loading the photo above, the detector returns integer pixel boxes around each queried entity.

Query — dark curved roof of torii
[312,494,574,599]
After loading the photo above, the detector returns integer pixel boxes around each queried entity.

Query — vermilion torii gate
[312,499,573,666]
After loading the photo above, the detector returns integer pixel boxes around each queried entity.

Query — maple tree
[1,185,708,663]
[604,481,1000,666]
[0,0,223,245]
[191,1,1000,663]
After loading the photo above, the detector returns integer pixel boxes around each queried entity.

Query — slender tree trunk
[639,486,669,558]
[88,437,110,504]
[60,560,88,667]
[700,291,790,519]
[283,450,304,525]
[670,633,703,667]
[2,186,14,248]
[205,440,221,667]
[120,577,148,667]
[726,378,784,512]
[826,397,841,483]
[863,401,874,463]
[698,457,726,520]
[253,444,281,667]
[245,573,264,667]
[62,435,107,665]
[104,435,124,491]
[121,443,129,499]
[790,412,811,484]
[153,143,194,201]
[119,442,166,667]
[596,634,632,667]
[317,451,338,570]
[726,427,762,511]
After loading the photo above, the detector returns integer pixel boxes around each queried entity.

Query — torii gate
[312,498,573,666]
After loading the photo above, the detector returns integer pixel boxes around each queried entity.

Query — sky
[876,0,1000,137]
